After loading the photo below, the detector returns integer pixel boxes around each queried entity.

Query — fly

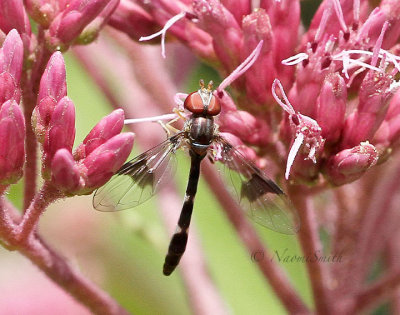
[93,80,300,276]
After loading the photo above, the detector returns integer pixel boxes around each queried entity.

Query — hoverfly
[93,80,299,275]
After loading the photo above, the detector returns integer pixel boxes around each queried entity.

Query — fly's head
[184,79,221,117]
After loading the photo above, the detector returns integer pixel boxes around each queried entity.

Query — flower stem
[21,31,53,210]
[1,199,129,314]
[288,184,332,314]
[202,162,309,314]
[350,164,400,290]
[353,267,400,313]
[0,196,17,241]
[17,183,61,243]
[22,236,129,315]
[21,74,38,210]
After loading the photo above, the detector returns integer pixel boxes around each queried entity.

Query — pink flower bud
[37,51,67,104]
[360,4,400,49]
[286,33,339,118]
[82,132,134,189]
[218,87,273,145]
[219,110,271,146]
[341,70,393,149]
[0,100,25,184]
[42,97,76,177]
[51,148,82,193]
[75,0,119,45]
[121,4,214,59]
[272,79,324,181]
[1,29,24,84]
[373,89,400,150]
[220,0,250,24]
[316,73,347,142]
[217,90,237,112]
[290,152,321,183]
[241,9,276,105]
[108,1,158,42]
[0,29,23,104]
[0,0,31,36]
[74,109,125,159]
[192,0,243,72]
[287,75,324,119]
[0,72,21,104]
[33,51,67,139]
[285,116,325,182]
[326,142,378,185]
[260,0,300,84]
[304,0,366,45]
[48,0,110,47]
[25,1,56,27]
[218,132,257,162]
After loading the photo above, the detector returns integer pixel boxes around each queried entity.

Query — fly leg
[157,108,187,137]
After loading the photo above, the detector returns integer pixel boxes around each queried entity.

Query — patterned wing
[93,133,185,211]
[212,136,300,234]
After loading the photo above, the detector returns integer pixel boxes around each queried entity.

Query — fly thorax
[187,116,214,155]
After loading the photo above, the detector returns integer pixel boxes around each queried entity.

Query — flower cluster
[111,0,400,186]
[0,30,25,185]
[31,52,134,195]
[0,3,135,313]
[0,1,134,194]
[14,0,119,50]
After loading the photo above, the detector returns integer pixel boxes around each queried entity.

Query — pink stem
[386,233,400,314]
[331,186,357,289]
[202,162,309,314]
[25,237,129,315]
[21,72,38,210]
[350,163,400,290]
[21,30,53,210]
[331,187,349,254]
[0,199,129,314]
[352,268,400,313]
[288,184,332,314]
[0,195,17,241]
[105,27,177,113]
[17,183,62,243]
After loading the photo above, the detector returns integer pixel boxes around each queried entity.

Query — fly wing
[212,136,300,234]
[93,133,185,212]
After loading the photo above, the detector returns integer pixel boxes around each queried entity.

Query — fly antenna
[207,80,214,91]
[199,79,205,90]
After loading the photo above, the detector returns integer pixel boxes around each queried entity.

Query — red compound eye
[184,92,204,114]
[184,92,221,116]
[207,94,221,116]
